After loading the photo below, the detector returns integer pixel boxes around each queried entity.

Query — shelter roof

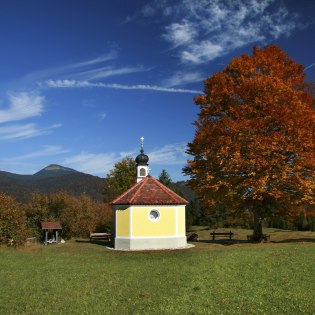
[41,221,62,230]
[111,176,189,205]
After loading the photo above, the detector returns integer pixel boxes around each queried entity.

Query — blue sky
[0,0,314,181]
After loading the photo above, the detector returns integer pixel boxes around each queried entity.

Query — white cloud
[163,71,203,87]
[181,41,223,64]
[0,91,44,123]
[58,143,188,177]
[69,51,118,69]
[45,79,201,94]
[9,145,69,161]
[61,152,119,176]
[0,145,69,175]
[0,123,61,141]
[0,91,61,141]
[119,149,138,158]
[163,20,197,48]
[143,0,300,65]
[26,50,151,87]
[0,123,39,140]
[24,50,118,84]
[148,143,188,165]
[73,65,150,81]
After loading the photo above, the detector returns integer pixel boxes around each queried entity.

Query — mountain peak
[42,164,76,172]
[34,164,79,178]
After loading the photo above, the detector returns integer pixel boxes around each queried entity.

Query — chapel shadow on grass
[75,239,114,248]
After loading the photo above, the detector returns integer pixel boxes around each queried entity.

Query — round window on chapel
[149,210,160,222]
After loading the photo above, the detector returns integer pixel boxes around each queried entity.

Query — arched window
[140,168,146,176]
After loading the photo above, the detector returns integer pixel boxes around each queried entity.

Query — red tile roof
[111,176,189,205]
[41,221,62,230]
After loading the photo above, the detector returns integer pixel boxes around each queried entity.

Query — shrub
[0,193,27,246]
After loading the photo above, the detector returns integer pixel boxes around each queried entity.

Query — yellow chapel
[111,138,188,250]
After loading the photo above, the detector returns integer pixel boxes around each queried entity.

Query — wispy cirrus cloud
[23,50,119,84]
[61,152,119,176]
[162,20,197,48]
[0,145,69,175]
[69,65,151,81]
[149,143,188,165]
[60,142,188,177]
[44,79,201,94]
[0,123,62,141]
[25,50,150,87]
[9,145,69,161]
[162,71,204,87]
[67,51,118,69]
[141,0,301,65]
[0,91,44,123]
[0,91,62,141]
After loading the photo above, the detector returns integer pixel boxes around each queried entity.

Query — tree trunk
[252,209,264,242]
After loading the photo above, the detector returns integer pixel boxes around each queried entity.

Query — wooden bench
[89,232,113,241]
[210,231,234,240]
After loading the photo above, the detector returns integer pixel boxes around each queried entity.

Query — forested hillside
[0,165,105,202]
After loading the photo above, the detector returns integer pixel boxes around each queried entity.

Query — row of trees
[0,192,112,246]
[187,198,315,232]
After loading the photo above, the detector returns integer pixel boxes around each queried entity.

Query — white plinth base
[114,236,187,251]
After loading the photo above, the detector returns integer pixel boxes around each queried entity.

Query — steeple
[135,136,149,183]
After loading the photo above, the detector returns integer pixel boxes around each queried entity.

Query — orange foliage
[25,192,113,240]
[0,193,27,246]
[185,45,315,232]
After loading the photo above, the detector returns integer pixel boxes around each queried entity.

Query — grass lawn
[0,229,314,315]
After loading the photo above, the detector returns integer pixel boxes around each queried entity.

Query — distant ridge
[0,165,193,204]
[0,165,105,202]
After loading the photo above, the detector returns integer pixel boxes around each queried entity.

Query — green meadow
[0,229,314,315]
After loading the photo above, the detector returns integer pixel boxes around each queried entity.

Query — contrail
[304,62,315,71]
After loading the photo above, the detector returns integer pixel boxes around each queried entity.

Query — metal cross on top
[140,136,144,150]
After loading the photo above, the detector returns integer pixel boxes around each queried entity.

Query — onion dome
[135,148,149,165]
[135,136,149,165]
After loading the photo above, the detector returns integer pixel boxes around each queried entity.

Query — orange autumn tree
[184,45,315,241]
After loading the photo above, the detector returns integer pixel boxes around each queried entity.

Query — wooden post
[56,230,59,243]
[45,230,48,245]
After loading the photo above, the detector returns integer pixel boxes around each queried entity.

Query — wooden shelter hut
[41,221,62,245]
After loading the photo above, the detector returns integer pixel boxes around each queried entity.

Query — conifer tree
[158,169,172,187]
